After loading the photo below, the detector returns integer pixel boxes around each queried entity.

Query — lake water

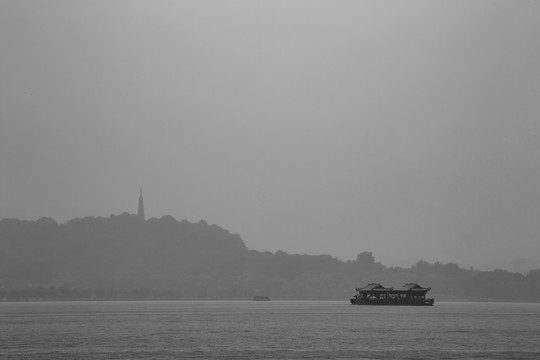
[1,300,539,359]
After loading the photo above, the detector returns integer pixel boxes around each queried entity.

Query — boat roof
[394,283,431,291]
[356,283,430,292]
[355,283,392,292]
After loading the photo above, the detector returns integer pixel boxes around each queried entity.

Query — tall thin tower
[137,187,145,220]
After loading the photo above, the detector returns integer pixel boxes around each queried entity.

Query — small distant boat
[350,283,434,306]
[253,295,271,301]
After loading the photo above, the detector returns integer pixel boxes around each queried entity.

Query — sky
[1,0,539,270]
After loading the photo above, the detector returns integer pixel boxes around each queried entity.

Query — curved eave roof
[356,283,431,292]
[356,283,392,291]
[396,283,431,291]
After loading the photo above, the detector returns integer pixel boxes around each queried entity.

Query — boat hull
[350,298,434,306]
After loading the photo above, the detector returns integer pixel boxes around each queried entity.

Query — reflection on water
[1,301,539,359]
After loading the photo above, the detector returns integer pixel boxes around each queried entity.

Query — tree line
[1,215,539,301]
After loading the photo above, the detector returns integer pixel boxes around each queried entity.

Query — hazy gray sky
[1,0,539,270]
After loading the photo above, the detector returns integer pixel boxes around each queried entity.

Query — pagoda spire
[137,187,145,220]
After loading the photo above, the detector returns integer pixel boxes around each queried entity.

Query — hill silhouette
[1,214,539,301]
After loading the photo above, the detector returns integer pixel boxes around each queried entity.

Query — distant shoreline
[2,297,539,304]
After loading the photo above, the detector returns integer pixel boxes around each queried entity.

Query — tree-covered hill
[0,214,247,289]
[1,215,539,301]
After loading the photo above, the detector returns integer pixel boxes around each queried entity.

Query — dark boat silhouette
[350,283,434,306]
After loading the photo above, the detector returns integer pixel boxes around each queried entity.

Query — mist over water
[1,301,539,359]
[1,1,540,271]
[2,2,540,358]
